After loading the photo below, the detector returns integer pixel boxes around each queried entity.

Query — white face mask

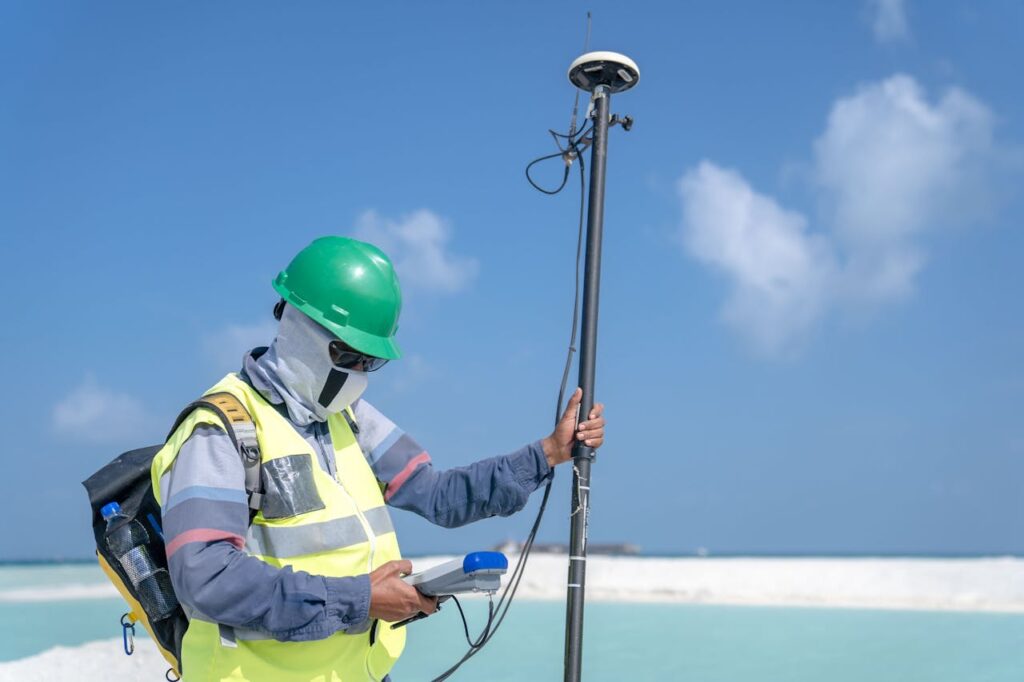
[271,304,368,422]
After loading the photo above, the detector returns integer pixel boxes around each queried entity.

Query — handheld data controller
[393,552,508,629]
[403,551,508,596]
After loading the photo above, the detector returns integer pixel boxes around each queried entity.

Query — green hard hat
[272,236,402,359]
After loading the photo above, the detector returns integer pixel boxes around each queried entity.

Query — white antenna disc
[567,51,640,94]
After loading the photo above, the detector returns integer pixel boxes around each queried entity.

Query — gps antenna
[562,49,639,682]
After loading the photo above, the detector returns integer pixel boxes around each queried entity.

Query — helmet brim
[273,286,402,360]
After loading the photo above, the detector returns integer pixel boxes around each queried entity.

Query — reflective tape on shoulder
[247,516,368,558]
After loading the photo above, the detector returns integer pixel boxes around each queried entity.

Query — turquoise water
[2,565,1023,680]
[395,599,1024,681]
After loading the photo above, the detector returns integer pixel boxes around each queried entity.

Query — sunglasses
[328,340,389,372]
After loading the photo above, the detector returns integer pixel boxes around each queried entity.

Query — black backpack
[82,392,265,680]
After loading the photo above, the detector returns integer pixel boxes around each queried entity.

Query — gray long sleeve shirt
[158,351,552,642]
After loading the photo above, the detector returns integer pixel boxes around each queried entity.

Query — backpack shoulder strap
[166,392,264,517]
[342,405,359,435]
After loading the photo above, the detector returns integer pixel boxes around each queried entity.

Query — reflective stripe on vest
[246,505,394,558]
[151,373,405,682]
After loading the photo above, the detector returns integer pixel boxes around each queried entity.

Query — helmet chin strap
[318,369,349,408]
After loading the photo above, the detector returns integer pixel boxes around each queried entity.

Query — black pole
[564,86,610,682]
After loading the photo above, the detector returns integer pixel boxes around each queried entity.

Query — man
[151,236,606,681]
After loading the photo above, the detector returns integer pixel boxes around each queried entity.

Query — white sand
[2,556,1022,679]
[0,639,167,681]
[409,554,1024,612]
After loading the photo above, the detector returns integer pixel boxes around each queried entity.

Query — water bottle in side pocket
[101,502,179,620]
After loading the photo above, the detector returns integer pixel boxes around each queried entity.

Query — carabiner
[120,612,136,656]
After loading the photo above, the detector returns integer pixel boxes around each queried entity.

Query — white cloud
[816,75,996,301]
[52,375,155,444]
[678,75,1002,355]
[868,0,909,43]
[680,162,835,354]
[202,320,277,373]
[354,209,479,294]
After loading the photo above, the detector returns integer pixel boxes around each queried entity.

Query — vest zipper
[331,471,377,573]
[317,420,377,573]
[337,485,381,682]
[325,423,384,682]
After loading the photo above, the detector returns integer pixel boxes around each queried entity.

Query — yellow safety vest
[151,374,405,681]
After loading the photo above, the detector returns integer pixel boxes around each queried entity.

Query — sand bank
[412,554,1024,612]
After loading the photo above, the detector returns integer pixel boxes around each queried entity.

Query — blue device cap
[463,551,508,574]
[100,502,122,519]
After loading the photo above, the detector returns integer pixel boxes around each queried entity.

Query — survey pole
[562,51,639,682]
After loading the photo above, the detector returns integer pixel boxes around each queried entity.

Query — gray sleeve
[353,400,554,528]
[160,424,371,641]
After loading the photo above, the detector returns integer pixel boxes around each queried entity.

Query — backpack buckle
[240,442,261,464]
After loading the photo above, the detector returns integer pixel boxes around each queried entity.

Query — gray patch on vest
[260,454,326,520]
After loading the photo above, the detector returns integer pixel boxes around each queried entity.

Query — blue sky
[1,0,1021,560]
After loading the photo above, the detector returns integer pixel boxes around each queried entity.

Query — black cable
[525,124,591,195]
[449,594,495,649]
[550,123,592,152]
[428,112,590,682]
[556,127,588,423]
[550,127,585,140]
[430,481,553,681]
[525,151,571,195]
